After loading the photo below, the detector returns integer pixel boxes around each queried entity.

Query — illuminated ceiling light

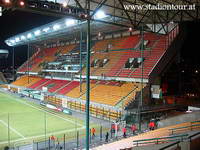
[34,30,41,36]
[98,32,101,37]
[65,19,76,26]
[15,37,20,42]
[21,35,26,40]
[94,10,107,19]
[4,0,11,4]
[195,70,198,73]
[19,1,25,6]
[53,24,60,30]
[129,27,133,32]
[11,40,15,44]
[63,2,67,7]
[27,33,32,38]
[43,27,50,32]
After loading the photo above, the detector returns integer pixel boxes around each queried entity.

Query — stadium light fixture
[4,0,11,4]
[43,27,50,32]
[65,19,76,27]
[15,37,20,42]
[98,32,101,37]
[94,10,107,19]
[11,40,15,44]
[53,24,60,30]
[34,30,41,36]
[129,27,133,32]
[63,2,67,7]
[27,33,32,39]
[21,35,26,40]
[19,1,25,6]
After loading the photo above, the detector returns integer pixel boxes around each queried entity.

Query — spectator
[105,132,109,142]
[50,135,56,141]
[131,124,137,135]
[149,121,156,130]
[56,141,60,150]
[92,127,96,138]
[122,127,127,138]
[50,135,56,147]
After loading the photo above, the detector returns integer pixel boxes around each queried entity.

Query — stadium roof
[5,15,131,47]
[1,0,199,46]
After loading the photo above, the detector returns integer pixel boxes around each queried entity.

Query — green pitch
[0,91,99,148]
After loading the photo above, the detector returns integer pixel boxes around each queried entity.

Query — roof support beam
[118,0,135,27]
[91,0,108,17]
[73,0,84,11]
[156,12,167,34]
[137,10,149,27]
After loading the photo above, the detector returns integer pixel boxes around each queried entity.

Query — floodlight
[94,10,107,19]
[11,40,15,44]
[63,2,67,7]
[34,30,41,36]
[53,24,60,30]
[19,1,25,6]
[98,32,101,37]
[65,19,76,26]
[4,0,11,4]
[43,27,50,32]
[27,33,32,39]
[21,35,26,40]
[129,27,133,32]
[15,37,20,42]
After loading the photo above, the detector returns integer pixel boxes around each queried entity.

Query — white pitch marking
[0,120,26,139]
[12,97,83,127]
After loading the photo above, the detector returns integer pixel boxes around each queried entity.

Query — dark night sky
[0,10,200,72]
[0,10,58,70]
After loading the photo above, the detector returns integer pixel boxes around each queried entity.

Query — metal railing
[133,134,188,147]
[169,121,200,135]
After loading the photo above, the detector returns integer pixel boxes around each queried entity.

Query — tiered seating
[60,44,76,54]
[81,33,167,79]
[12,75,41,87]
[80,82,138,106]
[107,50,150,77]
[91,51,124,76]
[129,35,166,78]
[83,35,142,76]
[66,81,98,98]
[48,80,70,93]
[56,81,80,95]
[29,78,50,89]
[82,37,133,75]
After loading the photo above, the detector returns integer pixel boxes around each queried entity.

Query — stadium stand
[18,45,76,73]
[12,75,41,87]
[10,28,179,121]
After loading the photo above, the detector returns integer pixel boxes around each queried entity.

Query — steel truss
[1,0,200,34]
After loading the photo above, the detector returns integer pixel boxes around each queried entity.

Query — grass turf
[0,91,100,148]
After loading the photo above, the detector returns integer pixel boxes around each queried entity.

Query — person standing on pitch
[105,132,109,142]
[131,124,137,135]
[122,127,127,138]
[92,127,96,139]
